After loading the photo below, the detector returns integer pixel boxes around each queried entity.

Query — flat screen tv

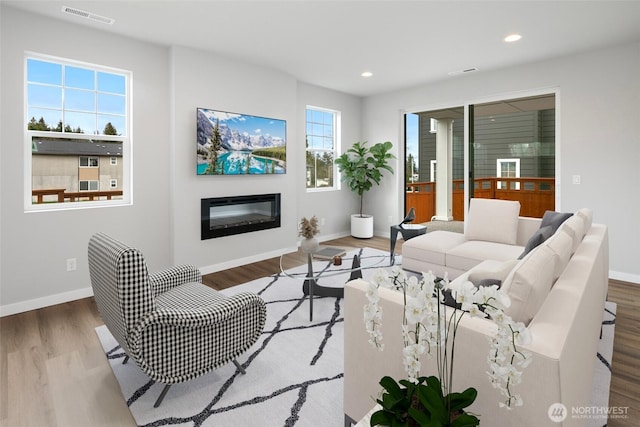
[197,108,286,175]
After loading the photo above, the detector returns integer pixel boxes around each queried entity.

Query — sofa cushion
[465,198,521,245]
[560,215,586,254]
[401,231,467,266]
[543,229,573,282]
[468,258,519,286]
[540,210,573,234]
[575,208,593,235]
[518,225,554,259]
[446,241,524,272]
[502,244,556,325]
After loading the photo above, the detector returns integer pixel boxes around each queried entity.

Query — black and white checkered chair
[88,232,266,407]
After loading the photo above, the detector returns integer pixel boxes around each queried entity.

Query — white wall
[0,6,363,314]
[169,46,300,271]
[362,41,640,282]
[0,6,173,314]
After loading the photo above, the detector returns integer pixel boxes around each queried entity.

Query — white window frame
[305,106,340,192]
[24,52,132,212]
[497,158,520,190]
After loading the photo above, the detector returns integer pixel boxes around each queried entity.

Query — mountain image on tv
[197,108,287,175]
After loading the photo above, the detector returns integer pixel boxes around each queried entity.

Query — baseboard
[609,270,640,285]
[0,286,94,317]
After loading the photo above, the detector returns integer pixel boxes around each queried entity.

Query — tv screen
[197,108,286,175]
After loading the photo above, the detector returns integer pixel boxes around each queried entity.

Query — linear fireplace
[201,193,281,240]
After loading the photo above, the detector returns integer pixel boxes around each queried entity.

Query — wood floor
[1,236,638,426]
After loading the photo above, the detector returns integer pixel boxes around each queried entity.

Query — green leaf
[380,376,403,397]
[417,384,446,422]
[450,413,480,427]
[370,410,394,426]
[447,388,477,412]
[408,406,432,425]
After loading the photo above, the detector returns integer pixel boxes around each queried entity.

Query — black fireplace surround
[201,193,281,240]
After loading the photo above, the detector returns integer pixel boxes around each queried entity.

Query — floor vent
[61,6,115,25]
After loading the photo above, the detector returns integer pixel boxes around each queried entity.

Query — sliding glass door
[404,93,556,222]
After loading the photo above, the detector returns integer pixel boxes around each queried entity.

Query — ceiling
[4,1,640,97]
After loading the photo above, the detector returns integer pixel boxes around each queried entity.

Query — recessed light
[361,71,373,78]
[504,34,522,43]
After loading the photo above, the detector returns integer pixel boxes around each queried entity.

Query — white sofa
[344,199,609,426]
[402,198,542,279]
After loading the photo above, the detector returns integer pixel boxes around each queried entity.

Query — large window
[305,106,339,190]
[25,53,131,211]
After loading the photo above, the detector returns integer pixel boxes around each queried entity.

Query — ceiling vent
[447,67,479,76]
[61,6,115,25]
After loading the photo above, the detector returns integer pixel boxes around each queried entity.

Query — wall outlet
[319,217,326,226]
[66,258,77,272]
[572,175,581,185]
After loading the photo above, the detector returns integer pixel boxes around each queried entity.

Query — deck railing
[406,177,555,223]
[32,188,123,204]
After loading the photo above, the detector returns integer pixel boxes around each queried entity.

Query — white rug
[95,248,615,427]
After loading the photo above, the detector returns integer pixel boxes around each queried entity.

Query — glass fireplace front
[201,193,281,239]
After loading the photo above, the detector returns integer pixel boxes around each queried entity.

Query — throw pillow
[540,210,573,234]
[468,259,519,285]
[465,198,521,245]
[518,225,554,259]
[575,208,593,235]
[502,245,556,325]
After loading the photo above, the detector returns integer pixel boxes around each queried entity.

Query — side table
[390,223,427,265]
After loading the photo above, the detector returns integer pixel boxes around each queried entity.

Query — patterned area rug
[95,248,615,427]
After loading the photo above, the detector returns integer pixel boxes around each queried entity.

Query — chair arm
[130,291,266,339]
[127,292,266,383]
[149,264,202,296]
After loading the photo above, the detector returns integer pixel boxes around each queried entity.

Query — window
[80,156,99,167]
[79,180,99,191]
[305,106,339,190]
[497,158,521,190]
[25,53,130,210]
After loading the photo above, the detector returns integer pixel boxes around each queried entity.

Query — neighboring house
[31,137,123,199]
[417,108,556,184]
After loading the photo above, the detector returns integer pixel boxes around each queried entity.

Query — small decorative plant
[365,267,532,426]
[335,141,395,217]
[298,215,320,239]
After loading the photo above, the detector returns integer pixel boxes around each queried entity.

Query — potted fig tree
[335,141,395,238]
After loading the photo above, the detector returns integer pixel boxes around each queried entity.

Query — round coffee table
[279,249,387,321]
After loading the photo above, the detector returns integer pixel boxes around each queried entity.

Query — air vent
[447,67,479,76]
[62,6,115,25]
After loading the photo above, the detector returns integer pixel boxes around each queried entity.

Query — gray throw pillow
[540,210,573,234]
[518,225,554,259]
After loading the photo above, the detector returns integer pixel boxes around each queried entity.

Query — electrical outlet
[319,217,326,226]
[66,258,77,272]
[572,175,581,185]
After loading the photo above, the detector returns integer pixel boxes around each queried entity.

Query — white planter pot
[351,214,374,238]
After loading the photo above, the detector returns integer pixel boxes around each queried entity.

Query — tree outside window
[306,107,339,190]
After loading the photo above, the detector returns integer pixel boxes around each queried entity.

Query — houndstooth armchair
[88,232,266,407]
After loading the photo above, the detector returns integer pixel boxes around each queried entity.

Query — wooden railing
[406,177,555,223]
[32,189,123,204]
